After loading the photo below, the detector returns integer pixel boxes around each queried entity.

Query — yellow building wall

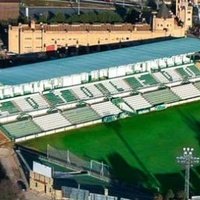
[8,23,186,54]
[153,17,175,31]
[29,171,54,196]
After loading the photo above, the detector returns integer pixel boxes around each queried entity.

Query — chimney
[30,20,36,30]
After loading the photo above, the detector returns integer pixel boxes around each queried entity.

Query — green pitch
[21,101,200,192]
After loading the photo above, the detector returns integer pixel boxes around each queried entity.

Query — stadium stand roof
[0,37,200,85]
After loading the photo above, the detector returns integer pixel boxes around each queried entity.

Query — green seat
[2,119,42,139]
[44,92,64,106]
[0,101,19,114]
[187,65,200,76]
[95,83,110,95]
[124,77,142,90]
[138,74,158,86]
[62,106,100,124]
[61,90,78,102]
[143,89,180,105]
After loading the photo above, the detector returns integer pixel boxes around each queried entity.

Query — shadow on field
[108,152,148,185]
[154,171,184,192]
[104,119,200,193]
[180,113,200,146]
[104,121,160,189]
[108,153,154,200]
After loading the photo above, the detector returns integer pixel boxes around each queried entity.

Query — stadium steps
[81,86,93,98]
[0,101,20,114]
[123,94,152,111]
[43,92,65,106]
[62,106,100,124]
[109,81,124,92]
[25,97,39,109]
[124,77,143,90]
[61,89,78,102]
[187,65,200,76]
[161,71,173,82]
[30,94,50,109]
[111,79,132,92]
[91,101,122,117]
[170,83,200,100]
[153,72,170,83]
[1,119,42,139]
[193,81,200,91]
[138,73,159,86]
[33,112,71,131]
[101,82,118,94]
[176,67,192,78]
[142,88,180,105]
[95,83,110,95]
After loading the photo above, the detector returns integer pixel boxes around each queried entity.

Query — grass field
[21,101,200,192]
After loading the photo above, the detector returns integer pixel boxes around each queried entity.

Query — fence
[47,145,110,178]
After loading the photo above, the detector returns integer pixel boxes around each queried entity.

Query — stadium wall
[0,54,190,99]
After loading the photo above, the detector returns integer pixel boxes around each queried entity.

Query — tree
[175,190,186,200]
[154,193,164,200]
[164,189,175,200]
[51,12,66,23]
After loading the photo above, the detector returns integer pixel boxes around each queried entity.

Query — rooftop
[1,37,200,86]
[157,2,172,18]
[18,23,150,32]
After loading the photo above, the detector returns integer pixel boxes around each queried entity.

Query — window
[35,182,38,188]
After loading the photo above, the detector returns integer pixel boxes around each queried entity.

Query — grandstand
[143,88,180,105]
[170,83,200,100]
[136,73,159,86]
[160,68,182,82]
[2,119,42,139]
[0,101,19,115]
[90,101,122,117]
[43,92,65,106]
[0,38,200,142]
[124,77,143,90]
[123,94,152,112]
[61,89,78,102]
[62,106,101,125]
[33,113,71,131]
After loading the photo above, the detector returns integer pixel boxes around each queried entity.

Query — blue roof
[1,37,200,85]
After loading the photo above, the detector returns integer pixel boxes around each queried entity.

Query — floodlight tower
[176,147,200,200]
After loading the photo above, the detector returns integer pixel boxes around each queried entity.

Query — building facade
[8,2,191,54]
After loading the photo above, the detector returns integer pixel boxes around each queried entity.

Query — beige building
[8,1,192,54]
[176,0,193,28]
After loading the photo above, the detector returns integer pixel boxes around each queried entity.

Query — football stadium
[1,37,200,194]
